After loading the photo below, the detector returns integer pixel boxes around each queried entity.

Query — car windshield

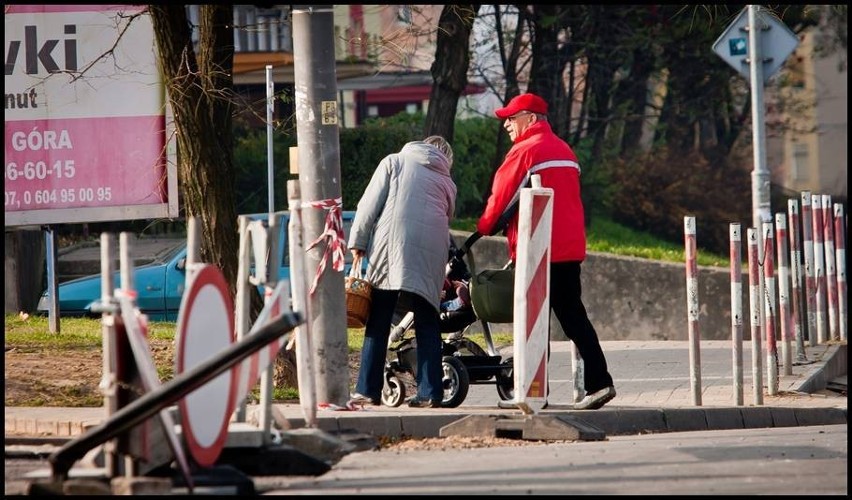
[150,242,185,264]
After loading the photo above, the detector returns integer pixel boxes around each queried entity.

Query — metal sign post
[713,5,799,344]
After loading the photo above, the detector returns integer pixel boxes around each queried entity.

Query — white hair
[423,135,453,167]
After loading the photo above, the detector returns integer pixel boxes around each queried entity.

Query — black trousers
[550,261,614,394]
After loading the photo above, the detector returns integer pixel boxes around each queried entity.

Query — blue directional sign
[712,7,799,84]
[729,38,747,56]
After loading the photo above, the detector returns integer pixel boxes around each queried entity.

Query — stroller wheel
[381,374,406,407]
[496,357,515,401]
[440,356,469,408]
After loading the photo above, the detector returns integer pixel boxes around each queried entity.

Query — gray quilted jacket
[348,141,457,311]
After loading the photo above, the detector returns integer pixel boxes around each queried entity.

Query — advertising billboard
[4,4,178,227]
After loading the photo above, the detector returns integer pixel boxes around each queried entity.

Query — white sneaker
[574,386,616,410]
[348,392,379,406]
[497,400,517,409]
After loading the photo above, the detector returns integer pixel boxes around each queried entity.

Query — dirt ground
[4,337,548,451]
[4,337,179,407]
[3,338,362,408]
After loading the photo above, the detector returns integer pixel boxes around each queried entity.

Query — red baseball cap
[494,93,548,119]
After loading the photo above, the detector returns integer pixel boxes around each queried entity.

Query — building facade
[767,19,848,200]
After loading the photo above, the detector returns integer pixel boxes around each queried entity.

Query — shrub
[604,147,752,255]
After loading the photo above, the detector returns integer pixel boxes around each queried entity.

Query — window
[792,142,809,181]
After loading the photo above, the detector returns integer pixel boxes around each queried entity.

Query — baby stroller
[380,233,515,408]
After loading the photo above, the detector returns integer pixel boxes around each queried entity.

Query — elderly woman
[347,135,456,408]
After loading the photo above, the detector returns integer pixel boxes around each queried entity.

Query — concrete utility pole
[291,5,349,406]
[748,4,771,339]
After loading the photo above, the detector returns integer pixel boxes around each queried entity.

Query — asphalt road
[257,424,847,495]
[6,425,846,495]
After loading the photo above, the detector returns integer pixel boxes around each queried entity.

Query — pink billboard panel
[4,5,177,226]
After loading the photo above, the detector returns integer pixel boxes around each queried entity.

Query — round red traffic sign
[175,264,236,467]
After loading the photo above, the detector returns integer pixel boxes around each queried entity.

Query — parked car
[37,211,360,321]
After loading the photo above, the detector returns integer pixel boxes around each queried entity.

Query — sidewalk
[5,340,846,440]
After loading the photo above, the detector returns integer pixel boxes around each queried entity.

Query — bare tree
[147,5,241,298]
[424,4,480,142]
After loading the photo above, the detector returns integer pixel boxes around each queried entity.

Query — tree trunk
[424,4,479,142]
[148,5,240,300]
[528,5,570,138]
[617,49,654,155]
[4,230,46,314]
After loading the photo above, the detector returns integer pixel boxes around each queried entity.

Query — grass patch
[452,216,729,267]
[5,313,176,345]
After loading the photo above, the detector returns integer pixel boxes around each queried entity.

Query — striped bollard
[571,343,585,403]
[834,204,847,341]
[787,199,808,363]
[821,194,838,341]
[288,181,317,427]
[746,228,764,405]
[683,216,702,406]
[762,222,778,396]
[775,214,793,375]
[811,194,827,344]
[512,175,553,414]
[729,223,744,405]
[801,192,817,347]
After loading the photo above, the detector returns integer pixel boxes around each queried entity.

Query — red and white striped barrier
[729,223,744,405]
[762,222,778,396]
[746,228,764,406]
[786,199,808,363]
[233,281,290,409]
[775,213,793,376]
[834,203,847,341]
[683,216,702,406]
[821,194,838,341]
[811,194,827,344]
[800,192,817,347]
[512,177,553,414]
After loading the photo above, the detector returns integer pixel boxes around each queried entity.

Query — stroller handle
[447,231,483,278]
[456,231,483,257]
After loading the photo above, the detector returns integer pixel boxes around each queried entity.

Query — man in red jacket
[478,92,616,410]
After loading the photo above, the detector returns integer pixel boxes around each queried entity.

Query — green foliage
[338,114,423,210]
[586,217,728,267]
[336,112,500,217]
[230,111,743,263]
[233,123,297,214]
[449,117,502,217]
[603,146,751,256]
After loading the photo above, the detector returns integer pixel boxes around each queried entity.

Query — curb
[5,343,846,441]
[795,343,847,394]
[270,406,848,440]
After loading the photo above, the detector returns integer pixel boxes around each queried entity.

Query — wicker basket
[345,255,372,328]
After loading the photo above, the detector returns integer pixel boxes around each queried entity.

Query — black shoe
[407,396,441,408]
[574,386,616,410]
